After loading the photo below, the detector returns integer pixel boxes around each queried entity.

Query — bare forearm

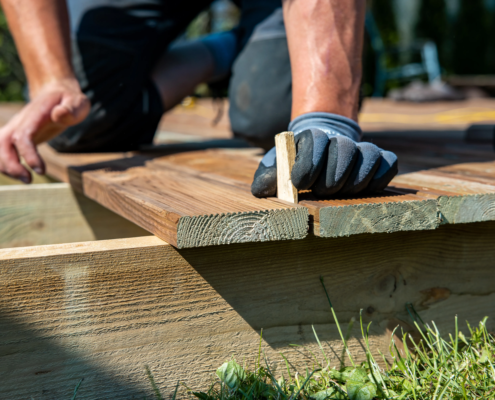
[1,0,74,95]
[283,0,366,121]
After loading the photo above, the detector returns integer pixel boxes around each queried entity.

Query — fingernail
[33,167,43,175]
[20,176,30,184]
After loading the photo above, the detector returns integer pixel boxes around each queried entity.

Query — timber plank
[300,193,439,237]
[149,150,441,237]
[391,170,495,224]
[38,137,495,245]
[81,164,308,248]
[1,223,495,399]
[38,144,130,183]
[0,183,149,248]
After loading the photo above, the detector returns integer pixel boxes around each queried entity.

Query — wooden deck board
[36,140,495,246]
[25,97,495,247]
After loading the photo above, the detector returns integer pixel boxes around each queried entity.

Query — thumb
[51,93,90,126]
[251,147,277,198]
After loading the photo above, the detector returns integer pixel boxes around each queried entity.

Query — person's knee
[228,9,292,150]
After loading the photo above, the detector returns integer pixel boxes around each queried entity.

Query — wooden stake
[275,131,298,204]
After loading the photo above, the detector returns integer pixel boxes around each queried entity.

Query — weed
[179,277,495,400]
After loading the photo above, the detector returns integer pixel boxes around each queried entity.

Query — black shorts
[50,1,290,152]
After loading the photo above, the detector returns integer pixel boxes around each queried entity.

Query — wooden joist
[0,183,149,248]
[1,222,495,399]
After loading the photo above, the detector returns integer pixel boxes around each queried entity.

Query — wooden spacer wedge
[275,131,298,204]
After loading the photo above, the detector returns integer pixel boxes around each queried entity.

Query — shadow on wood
[0,184,150,248]
[0,222,494,398]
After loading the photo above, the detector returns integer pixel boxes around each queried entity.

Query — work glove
[251,112,398,198]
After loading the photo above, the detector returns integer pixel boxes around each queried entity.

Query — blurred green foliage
[0,8,25,101]
[415,0,448,67]
[362,0,400,96]
[452,0,493,75]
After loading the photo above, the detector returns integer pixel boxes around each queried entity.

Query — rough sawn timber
[1,222,495,399]
[391,168,495,224]
[38,144,495,243]
[149,150,441,237]
[0,183,149,248]
[80,163,308,248]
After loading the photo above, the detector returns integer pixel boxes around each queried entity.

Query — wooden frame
[1,100,495,398]
[0,183,149,248]
[0,222,494,398]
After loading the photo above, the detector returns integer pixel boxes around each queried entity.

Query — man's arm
[283,0,365,121]
[0,0,89,183]
[252,0,398,198]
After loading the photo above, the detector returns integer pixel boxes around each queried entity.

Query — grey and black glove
[251,112,398,198]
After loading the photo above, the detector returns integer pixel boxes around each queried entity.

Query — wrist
[29,75,81,98]
[288,112,362,142]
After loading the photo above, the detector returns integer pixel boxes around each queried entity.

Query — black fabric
[51,0,282,153]
[229,8,291,150]
[51,2,214,152]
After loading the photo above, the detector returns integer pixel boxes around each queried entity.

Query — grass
[146,276,495,400]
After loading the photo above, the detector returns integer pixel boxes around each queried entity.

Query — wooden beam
[38,143,130,184]
[1,223,495,398]
[0,183,150,248]
[275,131,298,203]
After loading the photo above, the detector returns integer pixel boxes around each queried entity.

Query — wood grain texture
[38,143,130,183]
[150,151,443,237]
[275,131,298,203]
[391,170,495,224]
[37,134,495,244]
[359,97,495,132]
[0,183,150,248]
[1,223,495,399]
[81,165,308,248]
[302,194,439,237]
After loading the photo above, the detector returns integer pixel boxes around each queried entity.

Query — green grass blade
[145,365,164,400]
[320,276,355,367]
[71,378,84,400]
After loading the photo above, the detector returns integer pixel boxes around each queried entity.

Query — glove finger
[366,150,399,193]
[251,147,277,198]
[312,135,358,197]
[339,142,382,195]
[291,129,329,190]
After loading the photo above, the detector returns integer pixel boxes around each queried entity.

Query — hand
[0,79,90,183]
[251,112,398,198]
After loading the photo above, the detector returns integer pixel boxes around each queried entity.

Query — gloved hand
[251,112,398,198]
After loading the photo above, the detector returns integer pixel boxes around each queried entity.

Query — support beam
[0,183,150,248]
[0,223,494,399]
